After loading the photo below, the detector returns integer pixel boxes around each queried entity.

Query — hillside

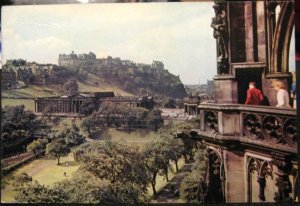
[3,56,188,99]
[70,60,188,99]
[2,73,133,98]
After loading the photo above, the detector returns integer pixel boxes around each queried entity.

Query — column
[271,154,293,203]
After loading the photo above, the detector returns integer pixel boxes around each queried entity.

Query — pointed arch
[270,1,295,73]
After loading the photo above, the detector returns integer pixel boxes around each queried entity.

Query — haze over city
[2,2,296,84]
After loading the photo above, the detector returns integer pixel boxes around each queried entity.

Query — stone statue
[211,1,229,74]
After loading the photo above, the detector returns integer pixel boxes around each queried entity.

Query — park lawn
[2,85,60,98]
[1,154,79,203]
[147,158,185,197]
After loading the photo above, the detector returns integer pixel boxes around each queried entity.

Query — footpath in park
[152,162,194,203]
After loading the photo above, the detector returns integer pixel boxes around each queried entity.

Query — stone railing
[196,103,297,153]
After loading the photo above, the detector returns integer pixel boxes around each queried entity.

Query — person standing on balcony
[245,82,264,105]
[273,81,291,108]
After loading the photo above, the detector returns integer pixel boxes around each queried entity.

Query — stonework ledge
[198,102,296,115]
[213,75,236,80]
[265,72,293,79]
[193,129,297,155]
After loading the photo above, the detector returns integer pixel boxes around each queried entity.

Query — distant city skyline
[2,3,296,84]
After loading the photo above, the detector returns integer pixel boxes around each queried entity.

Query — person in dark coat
[245,82,264,105]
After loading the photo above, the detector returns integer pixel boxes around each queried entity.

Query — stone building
[1,68,17,89]
[58,51,96,67]
[35,92,114,114]
[100,96,155,110]
[190,1,297,204]
[184,95,214,115]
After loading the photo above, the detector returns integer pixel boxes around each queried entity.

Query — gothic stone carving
[271,154,293,203]
[283,118,297,146]
[262,116,284,144]
[243,114,262,140]
[211,0,229,74]
[204,111,218,133]
[248,157,273,202]
[243,112,297,148]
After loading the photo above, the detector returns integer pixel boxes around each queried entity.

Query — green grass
[1,154,79,203]
[2,85,60,98]
[1,99,35,112]
[1,72,133,99]
[78,73,133,96]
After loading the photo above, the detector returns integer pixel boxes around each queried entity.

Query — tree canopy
[45,139,70,165]
[63,79,78,96]
[1,105,40,156]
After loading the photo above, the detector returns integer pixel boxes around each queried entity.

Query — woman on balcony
[273,81,291,108]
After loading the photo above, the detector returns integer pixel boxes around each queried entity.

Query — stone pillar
[257,176,267,201]
[271,153,293,203]
[245,1,255,62]
[214,75,238,103]
[223,150,246,202]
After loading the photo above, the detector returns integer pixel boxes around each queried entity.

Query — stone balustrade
[195,103,297,154]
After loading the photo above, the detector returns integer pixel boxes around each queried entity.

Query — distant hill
[58,52,188,99]
[3,55,188,99]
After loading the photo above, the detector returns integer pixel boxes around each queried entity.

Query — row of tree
[13,128,198,203]
[80,102,164,135]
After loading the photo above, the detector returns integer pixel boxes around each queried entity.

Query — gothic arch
[270,1,295,73]
[205,147,226,203]
[247,157,274,202]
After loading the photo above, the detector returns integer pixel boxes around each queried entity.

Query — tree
[179,149,206,202]
[142,141,171,196]
[57,170,103,203]
[165,137,184,172]
[47,123,85,147]
[64,123,85,146]
[80,141,149,188]
[13,172,33,187]
[80,113,101,136]
[14,180,68,203]
[73,141,150,203]
[46,140,70,165]
[27,138,48,158]
[60,168,149,204]
[63,79,78,96]
[1,105,40,156]
[79,101,97,116]
[147,109,164,131]
[164,98,177,108]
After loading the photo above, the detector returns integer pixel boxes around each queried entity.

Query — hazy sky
[2,2,296,84]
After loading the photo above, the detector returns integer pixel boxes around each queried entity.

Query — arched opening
[270,1,294,73]
[289,26,296,72]
[275,5,281,24]
[205,148,225,203]
[247,158,260,202]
